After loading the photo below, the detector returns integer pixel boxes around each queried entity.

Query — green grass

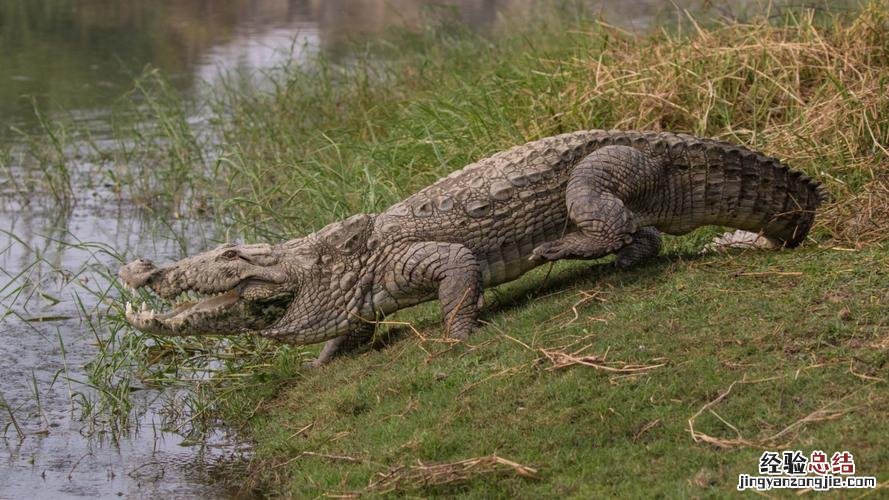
[222,244,888,497]
[8,0,887,496]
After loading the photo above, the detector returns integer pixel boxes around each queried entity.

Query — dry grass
[826,178,889,245]
[552,3,889,245]
[539,345,668,374]
[354,455,538,495]
[687,375,871,449]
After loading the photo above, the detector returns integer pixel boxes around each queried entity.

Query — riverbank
[9,1,887,496]
[188,3,887,496]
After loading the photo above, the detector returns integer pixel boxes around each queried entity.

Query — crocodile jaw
[124,289,242,335]
[118,244,297,336]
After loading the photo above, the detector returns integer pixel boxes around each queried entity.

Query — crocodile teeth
[126,301,133,314]
[141,302,149,312]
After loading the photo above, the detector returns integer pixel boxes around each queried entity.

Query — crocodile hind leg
[615,226,662,268]
[390,242,482,340]
[531,145,662,262]
[305,323,376,368]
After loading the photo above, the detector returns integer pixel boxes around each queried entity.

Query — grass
[3,0,888,496]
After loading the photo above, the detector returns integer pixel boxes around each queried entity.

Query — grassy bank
[16,0,886,496]
[159,2,888,496]
[225,247,888,497]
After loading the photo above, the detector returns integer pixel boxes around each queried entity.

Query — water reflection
[1,0,317,132]
[1,0,738,134]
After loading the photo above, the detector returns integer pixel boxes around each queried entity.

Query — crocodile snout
[118,258,161,289]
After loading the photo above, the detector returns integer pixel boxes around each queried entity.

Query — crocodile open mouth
[123,286,244,335]
[120,275,295,336]
[125,287,241,328]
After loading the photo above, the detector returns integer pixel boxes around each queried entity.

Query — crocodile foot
[530,233,627,262]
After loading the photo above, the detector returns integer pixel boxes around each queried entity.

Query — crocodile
[118,130,826,365]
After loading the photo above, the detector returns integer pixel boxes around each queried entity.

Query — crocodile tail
[646,134,827,247]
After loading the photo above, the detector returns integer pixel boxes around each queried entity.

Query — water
[0,191,243,497]
[0,0,848,497]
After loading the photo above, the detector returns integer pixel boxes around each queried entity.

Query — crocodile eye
[221,249,239,260]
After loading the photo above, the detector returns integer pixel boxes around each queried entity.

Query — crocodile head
[118,243,299,336]
[119,214,376,341]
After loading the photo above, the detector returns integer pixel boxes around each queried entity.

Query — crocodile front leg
[383,242,482,340]
[305,323,376,368]
[531,145,663,263]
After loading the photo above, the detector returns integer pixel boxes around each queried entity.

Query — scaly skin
[118,130,826,365]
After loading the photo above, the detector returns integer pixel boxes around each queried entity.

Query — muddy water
[0,198,240,497]
[0,0,844,498]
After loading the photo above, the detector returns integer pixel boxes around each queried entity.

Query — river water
[0,0,848,498]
